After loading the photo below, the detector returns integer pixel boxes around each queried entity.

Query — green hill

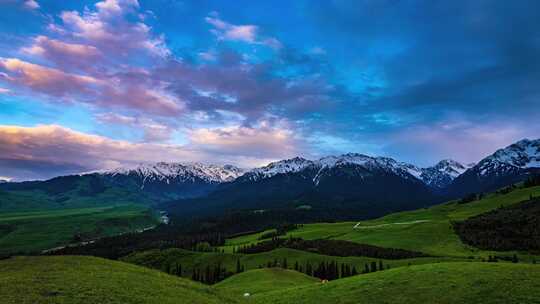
[122,247,467,280]
[225,186,540,259]
[0,205,158,254]
[0,256,240,304]
[215,268,318,296]
[250,262,540,304]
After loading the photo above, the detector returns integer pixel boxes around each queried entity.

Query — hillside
[121,247,467,281]
[224,186,540,258]
[0,205,158,254]
[0,256,240,304]
[250,262,540,304]
[215,268,318,296]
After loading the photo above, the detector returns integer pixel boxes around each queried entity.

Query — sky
[0,0,539,181]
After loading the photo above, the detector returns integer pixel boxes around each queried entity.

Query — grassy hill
[0,256,240,304]
[0,175,151,212]
[0,205,158,254]
[250,262,540,304]
[122,247,469,280]
[224,186,540,259]
[215,268,318,296]
[3,256,538,304]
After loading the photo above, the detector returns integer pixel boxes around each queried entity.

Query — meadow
[2,256,539,304]
[0,204,158,254]
[224,186,540,259]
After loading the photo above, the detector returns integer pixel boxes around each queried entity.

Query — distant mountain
[418,160,474,190]
[166,154,439,219]
[447,139,540,197]
[93,162,246,201]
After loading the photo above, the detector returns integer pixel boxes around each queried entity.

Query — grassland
[215,268,318,296]
[123,247,470,279]
[224,186,540,259]
[0,255,239,304]
[250,262,540,304]
[0,204,159,254]
[3,256,539,304]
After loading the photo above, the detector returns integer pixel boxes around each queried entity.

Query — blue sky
[0,0,539,180]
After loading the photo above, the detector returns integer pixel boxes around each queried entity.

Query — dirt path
[353,220,430,229]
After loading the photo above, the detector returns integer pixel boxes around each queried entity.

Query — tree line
[237,237,428,259]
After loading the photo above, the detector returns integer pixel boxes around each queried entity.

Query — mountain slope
[166,154,438,219]
[95,162,245,201]
[251,262,540,304]
[0,256,239,304]
[419,159,473,189]
[448,139,540,197]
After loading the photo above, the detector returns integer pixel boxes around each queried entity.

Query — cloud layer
[0,0,539,180]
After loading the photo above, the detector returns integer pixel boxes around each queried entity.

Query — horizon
[5,136,539,182]
[1,0,540,181]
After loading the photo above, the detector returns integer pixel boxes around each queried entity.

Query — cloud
[205,14,282,49]
[188,122,303,159]
[96,112,174,142]
[0,57,100,96]
[0,124,307,180]
[381,119,540,166]
[22,36,101,69]
[23,0,39,10]
[0,87,11,94]
[57,0,169,57]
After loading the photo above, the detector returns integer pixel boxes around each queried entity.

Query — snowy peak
[246,153,425,184]
[419,159,472,189]
[100,162,246,183]
[483,139,540,169]
[469,138,540,177]
[247,157,315,180]
[431,159,471,178]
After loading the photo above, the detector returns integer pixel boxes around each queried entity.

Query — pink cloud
[0,57,100,96]
[22,36,101,70]
[0,124,307,180]
[57,0,169,57]
[188,121,304,159]
[383,119,540,166]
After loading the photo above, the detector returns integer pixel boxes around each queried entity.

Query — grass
[5,256,538,304]
[122,247,471,280]
[0,204,159,254]
[0,255,240,304]
[215,268,318,296]
[250,262,540,304]
[224,186,540,259]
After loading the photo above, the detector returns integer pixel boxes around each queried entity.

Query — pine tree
[370,261,377,273]
[282,258,288,269]
[352,266,358,276]
[512,254,519,263]
[379,260,384,271]
[364,263,369,273]
[236,259,242,273]
[294,261,299,271]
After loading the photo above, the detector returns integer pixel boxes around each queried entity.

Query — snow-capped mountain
[246,157,316,180]
[186,154,438,219]
[242,154,469,190]
[476,139,540,176]
[448,138,540,197]
[418,160,474,189]
[93,162,245,201]
[102,162,245,184]
[246,154,427,184]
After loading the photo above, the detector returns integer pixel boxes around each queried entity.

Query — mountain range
[1,138,538,219]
